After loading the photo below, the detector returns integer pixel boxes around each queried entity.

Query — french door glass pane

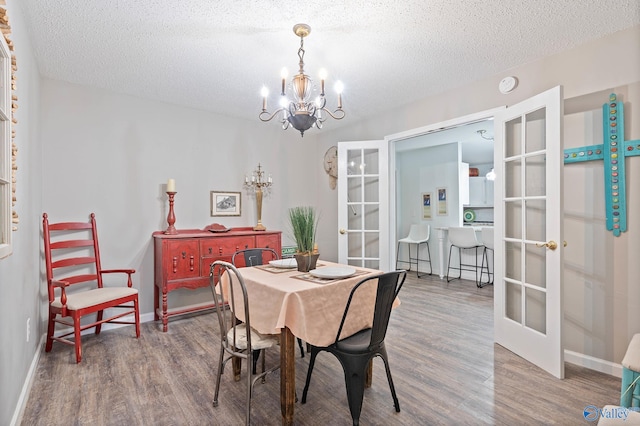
[348,177,361,202]
[348,203,362,229]
[525,287,546,334]
[525,243,546,289]
[364,177,379,202]
[505,117,522,158]
[363,149,379,174]
[506,281,522,322]
[505,240,522,282]
[348,232,362,258]
[505,200,522,240]
[525,199,546,242]
[364,232,379,257]
[364,204,379,230]
[347,150,363,176]
[505,159,521,198]
[525,154,546,197]
[525,108,546,153]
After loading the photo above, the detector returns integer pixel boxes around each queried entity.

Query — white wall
[0,1,42,423]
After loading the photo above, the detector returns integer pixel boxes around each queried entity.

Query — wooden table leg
[281,327,295,425]
[232,353,242,382]
[365,359,373,388]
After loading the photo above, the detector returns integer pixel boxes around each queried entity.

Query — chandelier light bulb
[281,67,288,79]
[261,86,269,110]
[334,81,344,94]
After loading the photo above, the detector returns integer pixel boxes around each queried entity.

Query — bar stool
[396,224,431,277]
[621,334,640,408]
[480,227,494,287]
[446,227,486,288]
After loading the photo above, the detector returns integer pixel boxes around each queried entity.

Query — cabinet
[153,227,282,331]
[466,177,494,207]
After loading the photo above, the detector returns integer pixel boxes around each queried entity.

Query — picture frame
[437,187,448,216]
[210,191,241,217]
[422,192,432,220]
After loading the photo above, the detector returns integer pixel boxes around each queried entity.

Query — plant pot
[294,253,320,272]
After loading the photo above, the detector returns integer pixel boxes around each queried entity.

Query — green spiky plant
[288,206,319,254]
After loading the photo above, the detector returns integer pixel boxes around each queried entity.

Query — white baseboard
[10,334,44,426]
[565,349,623,378]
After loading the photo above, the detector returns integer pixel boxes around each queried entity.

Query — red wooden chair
[42,213,140,363]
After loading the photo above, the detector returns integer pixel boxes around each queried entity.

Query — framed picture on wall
[437,187,448,216]
[210,191,241,216]
[422,192,432,219]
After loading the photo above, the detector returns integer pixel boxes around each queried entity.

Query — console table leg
[154,284,159,321]
[162,291,168,332]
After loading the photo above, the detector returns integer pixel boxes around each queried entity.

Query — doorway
[389,109,502,276]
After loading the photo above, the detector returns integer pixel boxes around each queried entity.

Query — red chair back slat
[49,239,94,250]
[43,213,104,302]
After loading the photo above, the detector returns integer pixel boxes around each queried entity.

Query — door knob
[536,240,558,250]
[339,229,346,234]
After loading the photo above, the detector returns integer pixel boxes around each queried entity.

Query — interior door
[337,140,389,271]
[493,86,564,379]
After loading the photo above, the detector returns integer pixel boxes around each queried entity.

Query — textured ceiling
[18,0,640,130]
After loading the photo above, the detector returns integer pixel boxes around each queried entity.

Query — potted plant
[288,206,320,272]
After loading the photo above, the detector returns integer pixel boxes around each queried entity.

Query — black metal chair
[301,270,407,426]
[231,248,306,366]
[231,247,278,268]
[209,261,280,426]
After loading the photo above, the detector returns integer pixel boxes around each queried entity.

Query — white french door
[493,86,565,379]
[337,140,390,271]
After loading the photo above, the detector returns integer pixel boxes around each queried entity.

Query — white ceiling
[18,0,640,134]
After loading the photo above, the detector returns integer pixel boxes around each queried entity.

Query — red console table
[153,227,282,331]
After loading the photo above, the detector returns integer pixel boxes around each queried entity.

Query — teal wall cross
[564,94,640,236]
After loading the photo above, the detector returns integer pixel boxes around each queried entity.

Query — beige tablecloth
[222,261,394,347]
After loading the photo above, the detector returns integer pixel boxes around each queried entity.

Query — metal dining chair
[301,270,407,426]
[232,248,307,364]
[209,260,280,426]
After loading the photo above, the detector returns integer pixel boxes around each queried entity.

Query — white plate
[309,266,356,279]
[268,258,297,269]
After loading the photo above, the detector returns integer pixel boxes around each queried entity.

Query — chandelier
[259,24,345,137]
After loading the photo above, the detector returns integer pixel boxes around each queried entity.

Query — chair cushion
[623,334,640,371]
[52,287,138,310]
[336,328,372,353]
[227,324,279,351]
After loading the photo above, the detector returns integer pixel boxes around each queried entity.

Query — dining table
[223,259,384,425]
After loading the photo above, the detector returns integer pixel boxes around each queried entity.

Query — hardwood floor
[21,274,620,425]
